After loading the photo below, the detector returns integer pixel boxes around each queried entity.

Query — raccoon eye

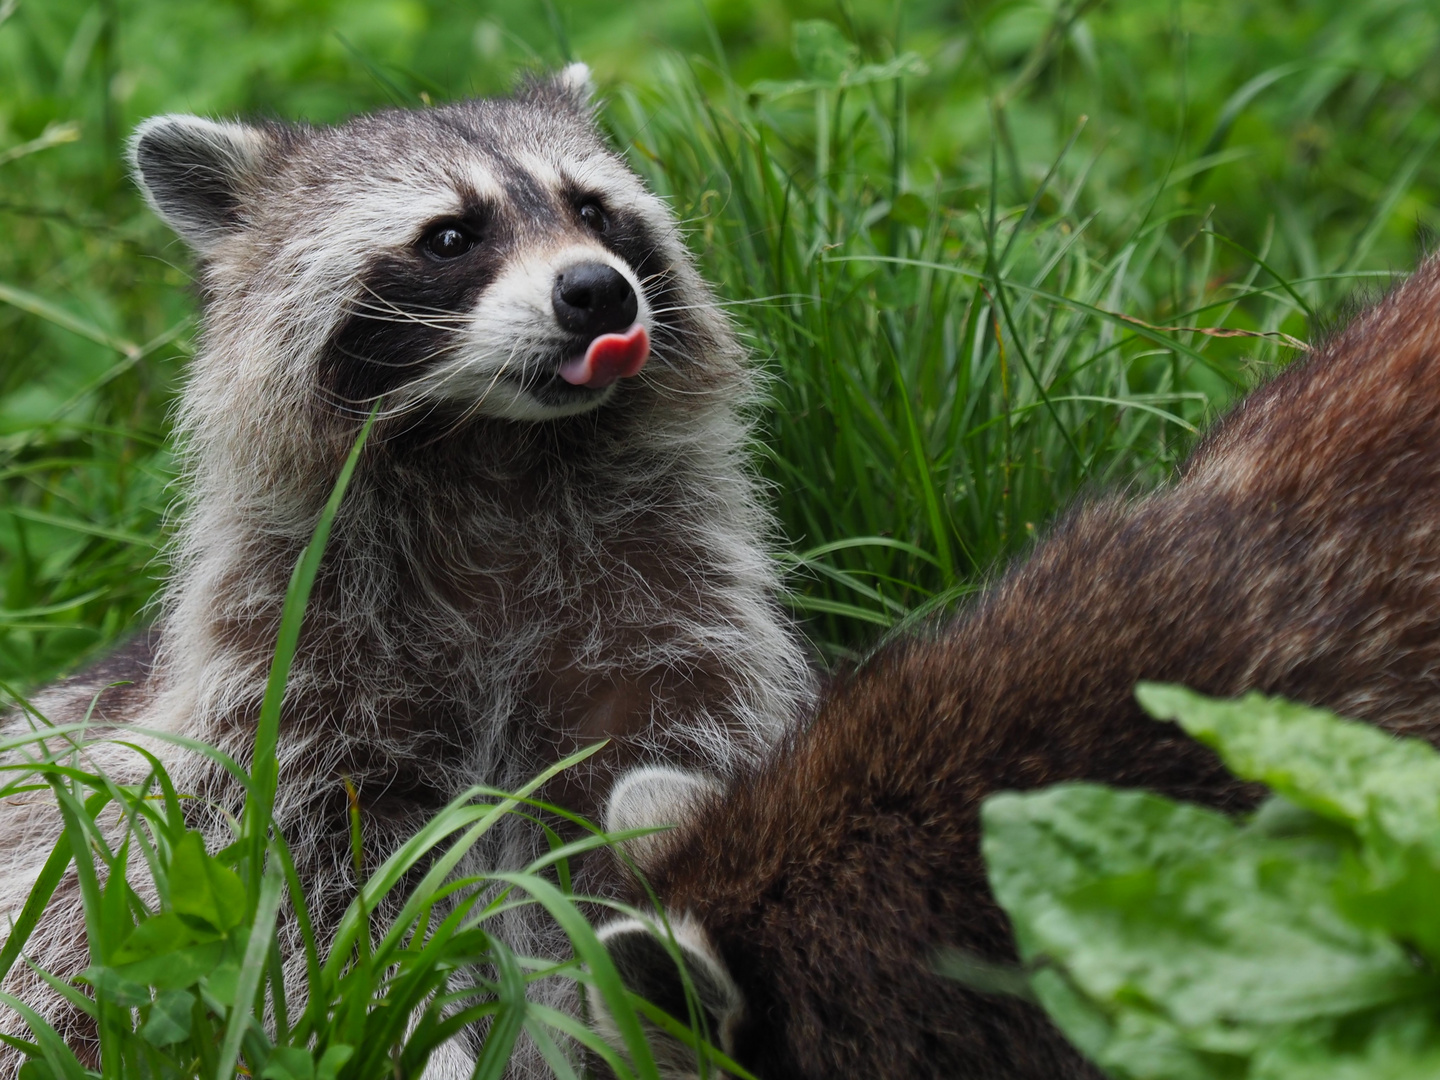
[423,225,475,260]
[578,201,609,235]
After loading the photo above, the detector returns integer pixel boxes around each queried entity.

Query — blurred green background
[2,0,1437,685]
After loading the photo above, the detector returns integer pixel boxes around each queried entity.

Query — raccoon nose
[552,263,638,338]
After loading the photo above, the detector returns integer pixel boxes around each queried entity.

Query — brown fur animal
[0,67,812,1078]
[592,254,1440,1079]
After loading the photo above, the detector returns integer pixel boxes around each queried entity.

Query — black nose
[552,262,638,338]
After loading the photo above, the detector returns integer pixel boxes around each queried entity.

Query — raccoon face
[130,65,690,425]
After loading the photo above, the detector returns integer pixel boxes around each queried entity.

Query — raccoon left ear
[129,115,274,254]
[551,61,596,111]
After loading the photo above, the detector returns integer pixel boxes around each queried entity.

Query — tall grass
[613,48,1364,651]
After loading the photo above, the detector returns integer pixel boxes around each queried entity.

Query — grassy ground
[3,0,1438,680]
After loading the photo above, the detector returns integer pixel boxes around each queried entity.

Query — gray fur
[0,73,813,1077]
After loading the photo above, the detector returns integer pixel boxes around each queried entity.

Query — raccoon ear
[591,914,745,1069]
[129,115,273,253]
[605,765,722,872]
[551,61,596,111]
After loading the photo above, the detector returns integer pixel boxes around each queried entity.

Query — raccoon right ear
[590,914,745,1073]
[129,115,273,253]
[550,61,596,112]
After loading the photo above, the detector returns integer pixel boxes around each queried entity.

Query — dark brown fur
[606,254,1440,1078]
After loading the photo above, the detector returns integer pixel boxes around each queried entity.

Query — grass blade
[214,856,285,1080]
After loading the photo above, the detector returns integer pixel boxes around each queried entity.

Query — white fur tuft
[606,765,723,871]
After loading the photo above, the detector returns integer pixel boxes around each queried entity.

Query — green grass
[0,711,665,1080]
[2,0,1440,1074]
[611,3,1436,651]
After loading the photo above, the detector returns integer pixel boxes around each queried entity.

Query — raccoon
[0,66,813,1076]
[591,254,1440,1079]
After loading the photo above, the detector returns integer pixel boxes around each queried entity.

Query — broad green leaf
[1252,1001,1440,1079]
[80,966,150,1009]
[316,1045,354,1080]
[114,940,228,990]
[1135,684,1440,850]
[1139,685,1440,960]
[204,956,242,1007]
[984,783,1237,926]
[983,783,1436,1079]
[259,1044,352,1080]
[111,912,222,964]
[261,1045,315,1080]
[1335,845,1440,966]
[141,989,194,1046]
[1025,968,1119,1071]
[169,830,248,933]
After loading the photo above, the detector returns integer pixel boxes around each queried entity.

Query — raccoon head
[592,766,747,1079]
[129,65,727,431]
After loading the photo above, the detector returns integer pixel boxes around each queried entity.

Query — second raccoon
[593,255,1440,1078]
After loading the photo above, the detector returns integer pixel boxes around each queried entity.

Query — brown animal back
[632,256,1440,1079]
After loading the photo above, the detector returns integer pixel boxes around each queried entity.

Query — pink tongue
[559,324,650,388]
